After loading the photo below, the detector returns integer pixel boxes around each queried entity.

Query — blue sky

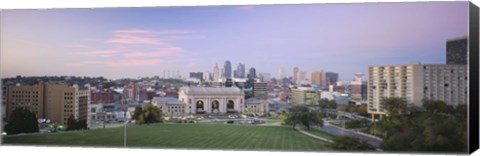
[0,2,469,80]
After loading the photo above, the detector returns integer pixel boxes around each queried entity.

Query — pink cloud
[114,29,153,34]
[74,50,120,57]
[68,59,163,67]
[107,34,170,46]
[124,47,183,58]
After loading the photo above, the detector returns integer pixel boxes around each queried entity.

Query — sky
[0,2,469,80]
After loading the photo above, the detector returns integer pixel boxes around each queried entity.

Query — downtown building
[291,87,321,105]
[122,83,147,105]
[367,62,467,118]
[5,82,90,125]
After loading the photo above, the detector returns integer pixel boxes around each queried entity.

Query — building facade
[350,80,367,101]
[213,64,220,82]
[292,67,299,83]
[367,62,467,117]
[244,98,269,115]
[122,83,147,105]
[446,37,468,65]
[6,82,90,125]
[189,72,204,81]
[291,88,321,105]
[224,60,232,79]
[325,72,339,87]
[91,89,114,104]
[152,97,187,116]
[310,71,328,88]
[253,82,268,100]
[178,86,245,114]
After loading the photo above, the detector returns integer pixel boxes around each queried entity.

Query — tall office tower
[310,70,327,88]
[224,60,232,78]
[235,63,246,78]
[6,82,90,125]
[189,72,204,81]
[367,62,467,118]
[248,67,257,80]
[213,64,220,82]
[297,71,306,84]
[325,72,339,86]
[292,67,299,83]
[279,67,286,79]
[446,37,468,65]
[351,73,368,101]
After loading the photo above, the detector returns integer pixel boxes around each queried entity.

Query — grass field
[3,124,333,151]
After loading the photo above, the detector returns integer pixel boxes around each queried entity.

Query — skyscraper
[297,71,306,84]
[234,63,246,78]
[248,67,257,80]
[189,72,203,81]
[279,67,286,79]
[213,64,219,82]
[224,60,232,78]
[325,72,339,86]
[293,67,299,83]
[310,71,327,87]
[446,37,468,65]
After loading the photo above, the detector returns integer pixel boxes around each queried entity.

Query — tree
[318,98,337,109]
[66,115,88,131]
[284,105,323,130]
[278,110,289,123]
[381,97,407,116]
[4,107,39,135]
[136,104,164,124]
[132,106,143,120]
[328,136,376,151]
[66,115,77,131]
[348,106,357,113]
[379,101,468,152]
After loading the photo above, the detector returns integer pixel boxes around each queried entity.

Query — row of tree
[375,97,468,152]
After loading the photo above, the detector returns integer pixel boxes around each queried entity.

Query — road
[312,122,383,149]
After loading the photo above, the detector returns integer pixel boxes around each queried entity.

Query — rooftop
[179,86,244,96]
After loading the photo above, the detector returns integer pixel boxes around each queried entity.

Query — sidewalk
[295,127,334,143]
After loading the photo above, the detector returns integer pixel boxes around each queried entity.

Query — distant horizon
[0,2,469,80]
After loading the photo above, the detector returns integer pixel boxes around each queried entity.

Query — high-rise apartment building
[367,62,467,117]
[446,37,468,65]
[6,82,90,125]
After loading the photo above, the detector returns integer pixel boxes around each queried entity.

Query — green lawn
[3,124,332,151]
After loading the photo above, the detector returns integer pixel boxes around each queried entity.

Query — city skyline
[0,2,469,80]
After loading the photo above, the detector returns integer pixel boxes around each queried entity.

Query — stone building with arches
[178,86,245,114]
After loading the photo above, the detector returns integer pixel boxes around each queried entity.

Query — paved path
[295,127,333,143]
[312,123,383,149]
